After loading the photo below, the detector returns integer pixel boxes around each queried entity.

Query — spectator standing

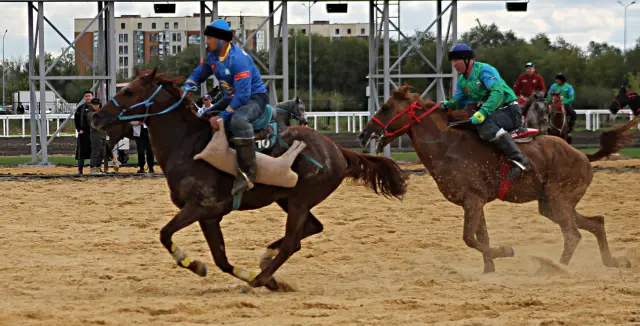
[74,91,93,174]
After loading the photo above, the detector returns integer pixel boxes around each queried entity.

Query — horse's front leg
[159,203,209,277]
[462,197,514,273]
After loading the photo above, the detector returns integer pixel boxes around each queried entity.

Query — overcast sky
[0,0,637,60]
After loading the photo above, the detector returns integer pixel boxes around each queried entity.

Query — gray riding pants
[476,102,523,141]
[229,93,269,139]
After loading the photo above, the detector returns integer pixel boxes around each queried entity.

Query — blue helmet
[448,43,475,61]
[204,19,233,42]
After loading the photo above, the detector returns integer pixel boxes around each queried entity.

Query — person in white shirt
[131,121,155,173]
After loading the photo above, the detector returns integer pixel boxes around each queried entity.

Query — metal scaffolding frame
[368,0,457,156]
[9,0,467,162]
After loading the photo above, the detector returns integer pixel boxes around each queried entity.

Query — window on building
[119,34,123,42]
[150,33,159,42]
[121,23,125,29]
[177,45,182,53]
[119,46,123,54]
[177,33,182,42]
[138,23,142,29]
[335,29,340,35]
[172,33,177,42]
[174,22,178,29]
[124,34,128,42]
[124,46,128,54]
[152,22,156,29]
[361,28,365,34]
[119,57,123,67]
[347,28,351,35]
[150,45,159,55]
[124,57,128,67]
[172,45,176,54]
[164,22,169,29]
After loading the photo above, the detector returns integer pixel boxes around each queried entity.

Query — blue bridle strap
[114,85,198,121]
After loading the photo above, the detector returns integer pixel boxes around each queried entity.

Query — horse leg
[250,201,308,288]
[259,198,323,270]
[198,218,281,291]
[462,197,514,273]
[539,199,582,265]
[159,203,208,277]
[572,210,631,268]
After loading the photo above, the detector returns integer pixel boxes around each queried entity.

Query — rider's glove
[471,111,485,124]
[440,100,450,111]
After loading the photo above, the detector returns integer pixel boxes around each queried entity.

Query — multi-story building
[283,21,369,40]
[74,13,270,78]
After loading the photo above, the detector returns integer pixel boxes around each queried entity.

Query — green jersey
[546,83,575,105]
[447,61,518,117]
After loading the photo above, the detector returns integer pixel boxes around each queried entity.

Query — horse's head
[91,67,186,131]
[609,85,636,115]
[359,83,428,152]
[549,93,563,113]
[293,97,308,125]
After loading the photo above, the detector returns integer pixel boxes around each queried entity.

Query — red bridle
[371,100,443,138]
[614,91,639,114]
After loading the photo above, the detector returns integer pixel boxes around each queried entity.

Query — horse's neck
[408,111,456,171]
[145,108,209,172]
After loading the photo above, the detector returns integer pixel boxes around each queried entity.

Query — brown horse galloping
[359,84,637,273]
[91,68,408,291]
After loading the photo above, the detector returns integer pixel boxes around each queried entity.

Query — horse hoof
[189,260,207,277]
[499,245,515,258]
[482,265,496,274]
[615,256,631,268]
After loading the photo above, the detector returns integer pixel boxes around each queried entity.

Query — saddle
[214,104,281,154]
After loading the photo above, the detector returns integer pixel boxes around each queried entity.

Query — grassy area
[2,147,638,167]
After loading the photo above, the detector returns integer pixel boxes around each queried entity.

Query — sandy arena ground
[1,161,639,326]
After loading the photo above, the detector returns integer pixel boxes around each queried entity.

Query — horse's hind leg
[538,199,582,265]
[572,209,631,268]
[259,198,323,270]
[159,203,209,277]
[198,217,281,291]
[462,197,515,273]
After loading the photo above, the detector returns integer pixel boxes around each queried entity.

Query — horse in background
[521,91,548,133]
[547,93,571,143]
[609,85,639,117]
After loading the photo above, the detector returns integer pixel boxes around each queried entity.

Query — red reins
[371,100,443,138]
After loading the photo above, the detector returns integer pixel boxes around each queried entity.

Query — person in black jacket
[74,91,93,174]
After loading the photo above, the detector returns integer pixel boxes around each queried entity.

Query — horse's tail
[585,117,639,162]
[338,146,408,199]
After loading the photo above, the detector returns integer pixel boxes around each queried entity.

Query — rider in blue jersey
[183,19,268,196]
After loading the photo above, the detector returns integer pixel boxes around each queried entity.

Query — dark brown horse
[359,84,637,273]
[547,93,571,143]
[610,85,639,117]
[90,68,408,291]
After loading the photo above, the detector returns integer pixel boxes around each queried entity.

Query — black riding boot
[492,132,531,180]
[568,116,577,134]
[231,137,257,196]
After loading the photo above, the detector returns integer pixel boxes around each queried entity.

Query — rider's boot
[492,130,531,180]
[567,116,577,135]
[231,137,257,196]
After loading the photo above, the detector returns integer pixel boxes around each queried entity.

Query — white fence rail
[0,109,636,137]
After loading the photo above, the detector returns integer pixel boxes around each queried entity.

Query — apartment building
[284,21,369,40]
[74,14,270,78]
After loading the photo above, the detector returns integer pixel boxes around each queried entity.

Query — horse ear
[143,67,158,84]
